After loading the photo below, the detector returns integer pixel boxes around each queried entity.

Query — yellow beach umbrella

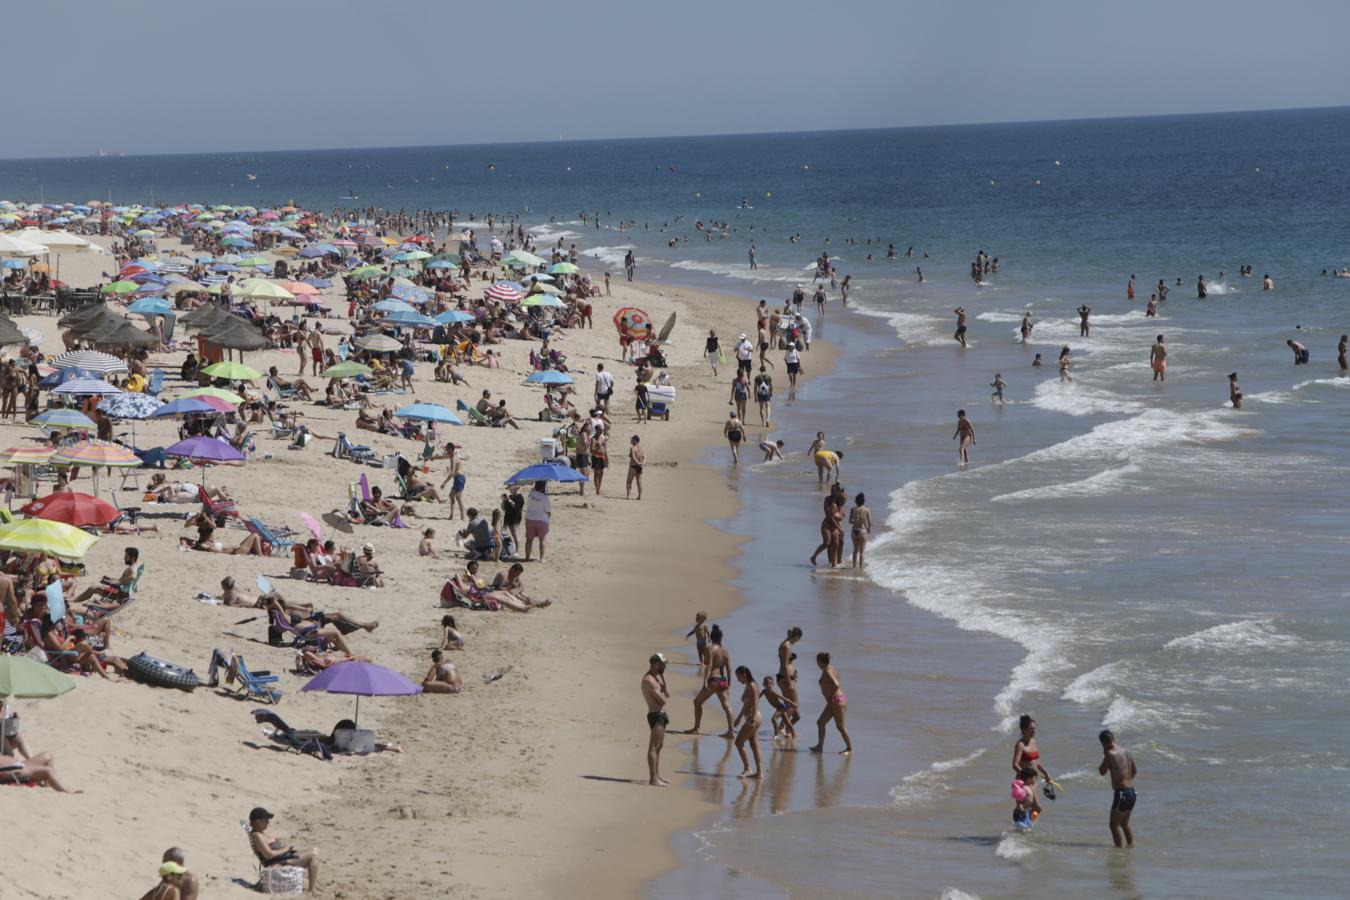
[0,518,99,560]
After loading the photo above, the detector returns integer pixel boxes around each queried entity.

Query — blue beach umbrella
[372,299,416,313]
[151,397,216,418]
[31,409,96,430]
[381,310,437,328]
[2,259,26,270]
[434,310,474,325]
[505,460,588,485]
[394,402,464,425]
[524,370,574,385]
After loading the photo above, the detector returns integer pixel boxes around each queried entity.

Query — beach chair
[198,484,239,520]
[267,376,301,401]
[209,649,282,704]
[133,446,167,469]
[269,608,331,650]
[229,429,254,456]
[146,368,165,397]
[243,821,308,892]
[247,517,296,556]
[466,406,499,427]
[79,563,145,622]
[252,708,332,760]
[332,432,375,463]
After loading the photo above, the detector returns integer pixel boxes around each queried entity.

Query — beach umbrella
[504,250,545,267]
[348,266,384,280]
[485,283,523,303]
[281,281,318,296]
[152,397,217,418]
[1,446,55,465]
[51,440,139,468]
[98,392,161,419]
[613,306,652,339]
[434,310,475,325]
[164,436,246,484]
[2,259,26,269]
[182,385,245,402]
[657,311,677,343]
[87,320,158,349]
[102,281,140,295]
[21,491,120,528]
[0,656,75,699]
[504,460,588,485]
[320,361,372,379]
[235,279,293,301]
[51,350,128,374]
[52,378,121,397]
[372,299,416,313]
[521,294,563,308]
[300,660,421,725]
[200,361,261,381]
[524,370,574,385]
[525,273,555,283]
[548,262,579,275]
[303,277,332,289]
[380,310,437,328]
[235,256,268,268]
[354,334,402,353]
[166,281,205,294]
[126,298,173,317]
[299,511,323,542]
[0,518,99,560]
[527,282,563,295]
[0,320,30,346]
[425,260,454,270]
[31,409,95,430]
[202,322,267,352]
[394,403,463,425]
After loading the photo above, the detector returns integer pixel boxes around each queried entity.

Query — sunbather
[248,808,320,893]
[0,751,79,792]
[486,563,552,612]
[220,577,313,618]
[404,469,444,502]
[358,487,400,527]
[354,543,384,587]
[441,614,464,650]
[296,649,372,673]
[180,516,265,555]
[421,650,462,693]
[71,547,139,613]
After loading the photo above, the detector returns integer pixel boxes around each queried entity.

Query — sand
[2,238,825,898]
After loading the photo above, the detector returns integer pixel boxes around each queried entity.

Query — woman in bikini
[810,651,853,755]
[732,666,763,778]
[776,626,803,725]
[422,649,463,693]
[687,624,734,735]
[809,484,845,567]
[1013,714,1053,786]
[848,492,872,570]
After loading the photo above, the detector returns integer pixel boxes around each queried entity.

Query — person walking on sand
[953,409,975,465]
[626,435,644,500]
[848,492,871,570]
[306,328,325,377]
[754,366,773,427]
[733,666,763,778]
[704,329,720,376]
[1077,303,1092,337]
[810,483,846,568]
[439,443,466,519]
[642,653,671,786]
[954,306,968,348]
[731,369,750,422]
[687,625,734,736]
[809,652,853,755]
[594,363,615,411]
[1150,334,1168,381]
[1098,729,1138,848]
[784,340,803,396]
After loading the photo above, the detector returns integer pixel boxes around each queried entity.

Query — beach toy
[127,653,200,692]
[1043,779,1063,801]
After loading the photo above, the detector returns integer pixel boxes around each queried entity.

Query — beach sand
[3,240,833,898]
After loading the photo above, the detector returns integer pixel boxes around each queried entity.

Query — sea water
[8,108,1350,898]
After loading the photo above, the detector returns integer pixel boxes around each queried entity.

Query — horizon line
[2,102,1347,165]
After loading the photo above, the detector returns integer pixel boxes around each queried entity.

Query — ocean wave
[1163,618,1300,653]
[669,258,801,284]
[1293,376,1350,391]
[940,889,983,900]
[1206,282,1238,295]
[851,305,949,346]
[1061,661,1126,706]
[580,244,634,268]
[990,463,1141,503]
[889,749,987,808]
[527,224,579,241]
[995,834,1035,861]
[1029,378,1146,417]
[1017,408,1248,465]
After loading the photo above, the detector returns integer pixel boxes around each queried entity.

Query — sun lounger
[252,708,332,760]
[332,432,375,463]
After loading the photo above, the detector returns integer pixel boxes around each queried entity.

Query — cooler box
[539,437,560,461]
[332,726,377,754]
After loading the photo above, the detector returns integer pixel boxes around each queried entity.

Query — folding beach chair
[146,368,165,396]
[331,432,375,463]
[246,517,296,556]
[198,484,239,520]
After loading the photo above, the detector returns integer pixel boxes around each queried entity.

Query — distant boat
[338,191,359,200]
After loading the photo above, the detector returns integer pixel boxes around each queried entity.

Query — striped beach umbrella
[31,409,95,430]
[52,379,122,397]
[52,440,140,467]
[51,350,129,375]
[1,446,55,465]
[485,283,523,303]
[354,334,402,353]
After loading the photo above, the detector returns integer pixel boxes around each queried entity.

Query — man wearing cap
[734,333,754,374]
[642,653,671,787]
[248,806,321,892]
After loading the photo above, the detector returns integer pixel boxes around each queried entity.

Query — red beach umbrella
[21,492,120,528]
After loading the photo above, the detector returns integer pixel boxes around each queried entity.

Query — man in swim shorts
[642,653,670,786]
[1098,729,1138,848]
[953,307,968,347]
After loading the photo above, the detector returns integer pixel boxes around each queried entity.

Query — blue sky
[7,0,1350,158]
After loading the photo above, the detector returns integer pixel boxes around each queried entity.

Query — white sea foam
[1101,696,1196,732]
[1163,618,1300,653]
[1029,378,1145,417]
[1015,408,1248,466]
[526,224,579,241]
[995,834,1035,861]
[1206,282,1238,295]
[889,750,987,808]
[990,463,1141,503]
[581,244,634,268]
[669,258,801,284]
[940,889,983,900]
[1061,661,1126,706]
[852,305,949,346]
[1292,377,1350,391]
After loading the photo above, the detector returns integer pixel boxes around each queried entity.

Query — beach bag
[259,864,305,894]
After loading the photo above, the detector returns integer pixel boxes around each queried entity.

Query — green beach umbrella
[235,256,268,268]
[505,250,546,267]
[0,656,76,699]
[103,281,140,295]
[389,266,415,278]
[522,294,564,307]
[200,361,261,381]
[349,267,385,280]
[320,361,373,379]
[549,262,579,275]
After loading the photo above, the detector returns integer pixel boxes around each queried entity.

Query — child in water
[685,611,709,671]
[990,373,1006,404]
[1012,766,1042,830]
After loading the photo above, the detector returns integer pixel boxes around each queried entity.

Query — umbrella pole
[354,695,360,727]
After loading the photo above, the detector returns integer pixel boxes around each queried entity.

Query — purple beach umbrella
[300,660,422,724]
[164,435,246,483]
